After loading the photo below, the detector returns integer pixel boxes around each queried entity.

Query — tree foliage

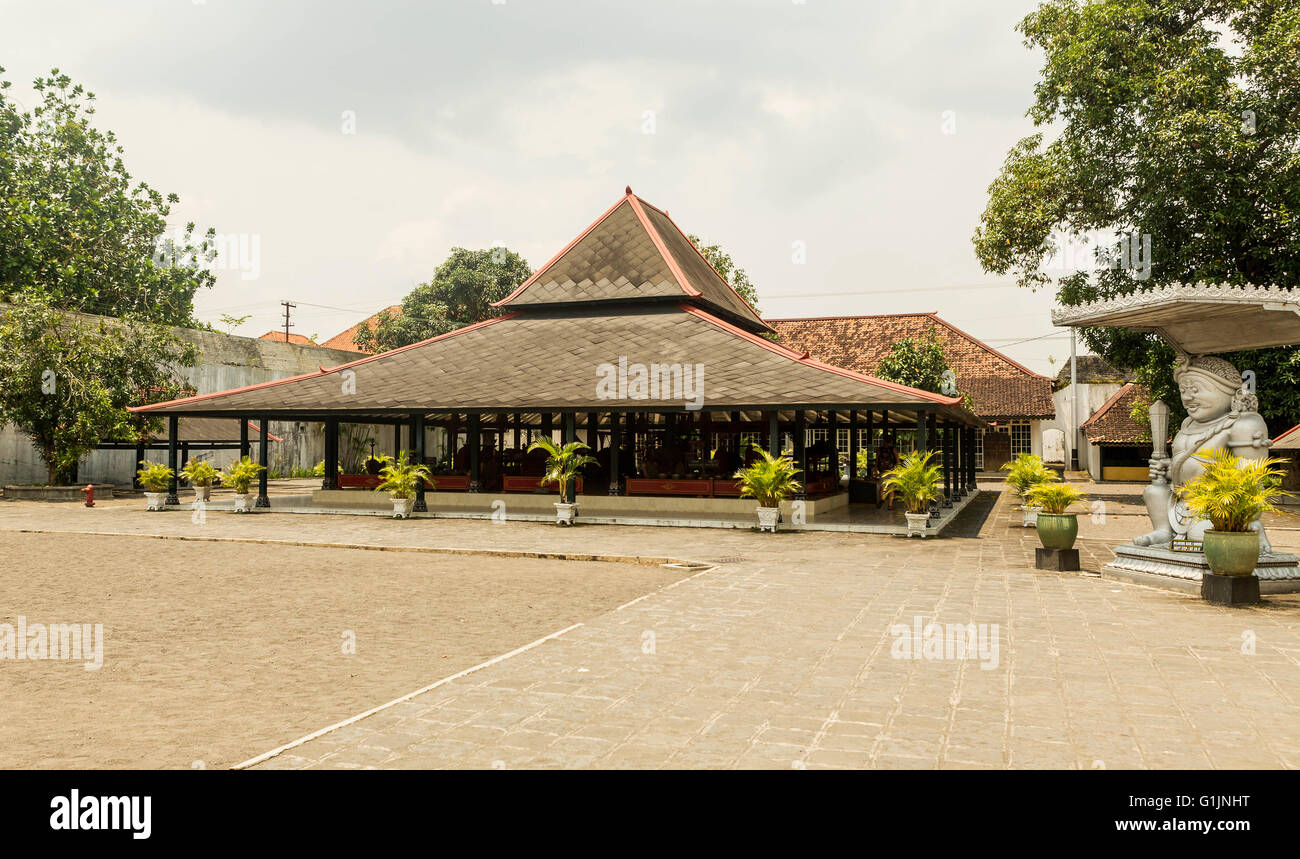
[687,233,760,313]
[874,329,956,394]
[355,247,532,352]
[0,294,198,484]
[973,1,1300,433]
[0,68,216,324]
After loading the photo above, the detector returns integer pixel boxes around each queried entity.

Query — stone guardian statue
[1134,353,1273,551]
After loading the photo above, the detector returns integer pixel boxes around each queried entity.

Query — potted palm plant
[136,461,175,511]
[733,446,802,532]
[374,450,434,519]
[1002,453,1054,527]
[881,450,943,538]
[222,456,265,513]
[527,437,596,525]
[1025,482,1087,550]
[1180,448,1292,576]
[180,459,221,502]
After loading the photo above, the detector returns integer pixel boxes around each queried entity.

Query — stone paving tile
[5,485,1300,769]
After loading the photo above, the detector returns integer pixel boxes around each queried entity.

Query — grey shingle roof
[133,304,975,422]
[496,190,769,332]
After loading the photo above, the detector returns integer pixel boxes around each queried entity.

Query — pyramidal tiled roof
[494,188,769,332]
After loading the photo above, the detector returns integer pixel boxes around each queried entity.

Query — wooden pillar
[794,410,807,499]
[916,410,928,452]
[413,414,427,511]
[848,410,859,484]
[952,421,963,497]
[166,415,180,505]
[865,410,875,475]
[942,420,953,506]
[563,412,577,503]
[393,422,402,459]
[608,411,622,495]
[323,418,339,489]
[255,418,270,508]
[467,413,481,493]
[541,412,553,441]
[133,439,145,490]
[967,426,977,491]
[238,418,249,460]
[767,410,779,457]
[513,413,521,450]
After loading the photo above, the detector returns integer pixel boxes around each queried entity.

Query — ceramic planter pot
[391,497,414,519]
[1021,505,1042,527]
[756,506,780,533]
[193,484,212,503]
[232,493,254,513]
[1036,512,1078,550]
[144,492,167,511]
[1202,530,1261,577]
[555,502,578,526]
[904,512,930,538]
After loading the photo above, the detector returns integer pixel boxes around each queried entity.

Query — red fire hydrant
[81,484,95,507]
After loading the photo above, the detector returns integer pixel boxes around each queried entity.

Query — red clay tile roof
[319,306,401,353]
[1081,382,1151,445]
[258,330,316,346]
[768,313,1055,420]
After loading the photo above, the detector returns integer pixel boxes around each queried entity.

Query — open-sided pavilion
[132,188,983,532]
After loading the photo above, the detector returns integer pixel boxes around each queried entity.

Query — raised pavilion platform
[132,188,983,530]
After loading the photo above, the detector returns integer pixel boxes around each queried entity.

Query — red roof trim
[491,192,643,308]
[769,312,1052,381]
[626,193,701,298]
[680,304,964,407]
[640,199,765,325]
[130,313,520,413]
[1274,422,1300,444]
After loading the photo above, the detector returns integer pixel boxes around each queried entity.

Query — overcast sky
[1,0,1078,374]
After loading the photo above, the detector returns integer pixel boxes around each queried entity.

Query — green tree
[355,246,531,352]
[972,1,1300,432]
[0,293,199,484]
[874,329,955,394]
[687,234,760,313]
[0,68,216,325]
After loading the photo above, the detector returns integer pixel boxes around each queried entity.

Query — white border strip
[232,622,583,770]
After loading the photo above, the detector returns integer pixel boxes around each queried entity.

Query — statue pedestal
[1201,573,1261,606]
[1104,544,1300,594]
[1035,547,1080,572]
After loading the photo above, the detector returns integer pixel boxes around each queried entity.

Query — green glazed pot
[1202,530,1260,577]
[1035,512,1078,550]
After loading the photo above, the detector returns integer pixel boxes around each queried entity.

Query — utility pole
[1070,328,1079,472]
[280,300,296,343]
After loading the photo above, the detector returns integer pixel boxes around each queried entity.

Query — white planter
[756,506,780,533]
[391,497,415,519]
[144,492,168,511]
[905,512,931,538]
[1021,505,1042,527]
[555,502,578,526]
[193,484,212,503]
[232,493,254,513]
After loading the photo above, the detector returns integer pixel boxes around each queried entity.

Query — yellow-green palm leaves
[374,450,434,499]
[881,450,943,514]
[1024,481,1085,514]
[527,437,596,502]
[1179,447,1292,532]
[733,446,802,508]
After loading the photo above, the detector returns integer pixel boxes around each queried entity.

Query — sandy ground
[0,531,686,769]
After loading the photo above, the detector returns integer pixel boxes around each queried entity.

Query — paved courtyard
[3,482,1300,769]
